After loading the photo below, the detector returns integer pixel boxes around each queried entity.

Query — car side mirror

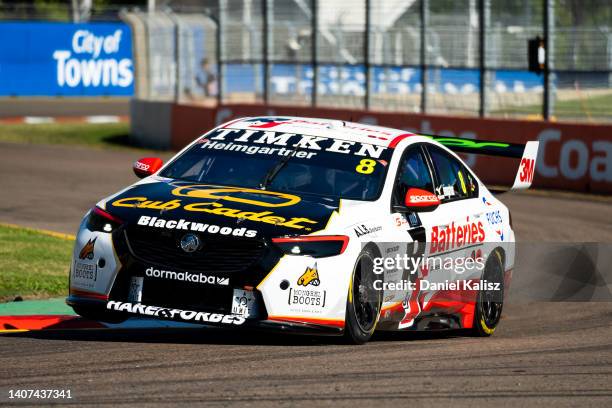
[133,157,163,179]
[394,188,441,213]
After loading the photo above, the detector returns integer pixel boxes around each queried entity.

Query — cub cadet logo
[354,224,383,238]
[111,185,317,230]
[297,267,320,287]
[173,185,300,208]
[78,237,96,260]
[106,301,246,325]
[145,267,229,286]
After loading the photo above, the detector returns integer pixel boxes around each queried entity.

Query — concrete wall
[130,99,173,150]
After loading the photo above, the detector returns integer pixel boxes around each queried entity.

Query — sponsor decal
[137,216,258,237]
[484,209,505,240]
[427,137,510,150]
[288,287,326,308]
[53,28,133,89]
[297,267,320,287]
[290,267,326,311]
[134,161,150,171]
[243,117,343,130]
[172,185,300,208]
[231,289,258,318]
[106,301,246,325]
[145,267,229,286]
[354,224,383,238]
[518,157,536,183]
[244,117,293,128]
[485,210,503,226]
[431,218,485,254]
[406,188,440,206]
[78,237,96,260]
[204,128,388,159]
[408,213,421,227]
[73,261,97,287]
[113,185,318,230]
[395,213,422,228]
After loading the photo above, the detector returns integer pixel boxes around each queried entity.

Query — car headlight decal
[86,206,124,233]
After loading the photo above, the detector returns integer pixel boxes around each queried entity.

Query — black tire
[471,250,504,337]
[72,304,128,324]
[344,247,382,344]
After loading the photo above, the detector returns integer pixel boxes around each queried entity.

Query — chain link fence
[125,0,612,123]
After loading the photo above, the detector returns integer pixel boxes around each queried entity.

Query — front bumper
[66,295,344,335]
[69,224,352,333]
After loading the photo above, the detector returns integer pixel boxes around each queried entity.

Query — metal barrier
[125,0,612,123]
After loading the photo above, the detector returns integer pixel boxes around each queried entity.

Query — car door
[386,144,441,328]
[423,144,484,303]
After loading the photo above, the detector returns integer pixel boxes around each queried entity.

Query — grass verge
[0,225,73,302]
[0,122,136,149]
[493,92,612,122]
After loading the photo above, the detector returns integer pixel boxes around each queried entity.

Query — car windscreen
[159,128,393,201]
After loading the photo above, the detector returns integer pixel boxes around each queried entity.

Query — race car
[67,116,538,344]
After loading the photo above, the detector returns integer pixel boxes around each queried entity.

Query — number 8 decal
[356,159,377,174]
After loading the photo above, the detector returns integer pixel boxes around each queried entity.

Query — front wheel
[344,247,382,344]
[471,250,504,336]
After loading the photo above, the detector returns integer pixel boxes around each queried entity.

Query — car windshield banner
[0,22,134,96]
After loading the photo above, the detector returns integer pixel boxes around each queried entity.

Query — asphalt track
[1,141,611,406]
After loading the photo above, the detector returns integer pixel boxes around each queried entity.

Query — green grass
[0,225,73,302]
[494,92,612,121]
[0,122,135,149]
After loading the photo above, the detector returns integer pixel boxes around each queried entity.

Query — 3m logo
[78,237,97,260]
[297,267,320,287]
[519,158,535,183]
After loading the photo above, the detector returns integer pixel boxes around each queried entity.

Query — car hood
[104,179,340,239]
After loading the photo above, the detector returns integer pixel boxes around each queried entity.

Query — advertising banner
[0,22,134,96]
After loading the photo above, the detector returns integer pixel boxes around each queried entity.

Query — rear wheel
[344,247,382,344]
[471,250,504,336]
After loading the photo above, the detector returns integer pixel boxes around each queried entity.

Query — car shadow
[4,325,467,346]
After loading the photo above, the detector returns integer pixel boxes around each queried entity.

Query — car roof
[223,116,415,147]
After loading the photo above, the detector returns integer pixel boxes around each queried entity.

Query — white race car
[67,116,538,344]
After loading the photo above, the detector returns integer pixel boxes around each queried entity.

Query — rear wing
[423,135,539,191]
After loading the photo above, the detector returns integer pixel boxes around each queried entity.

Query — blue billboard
[0,22,134,96]
[225,64,544,97]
